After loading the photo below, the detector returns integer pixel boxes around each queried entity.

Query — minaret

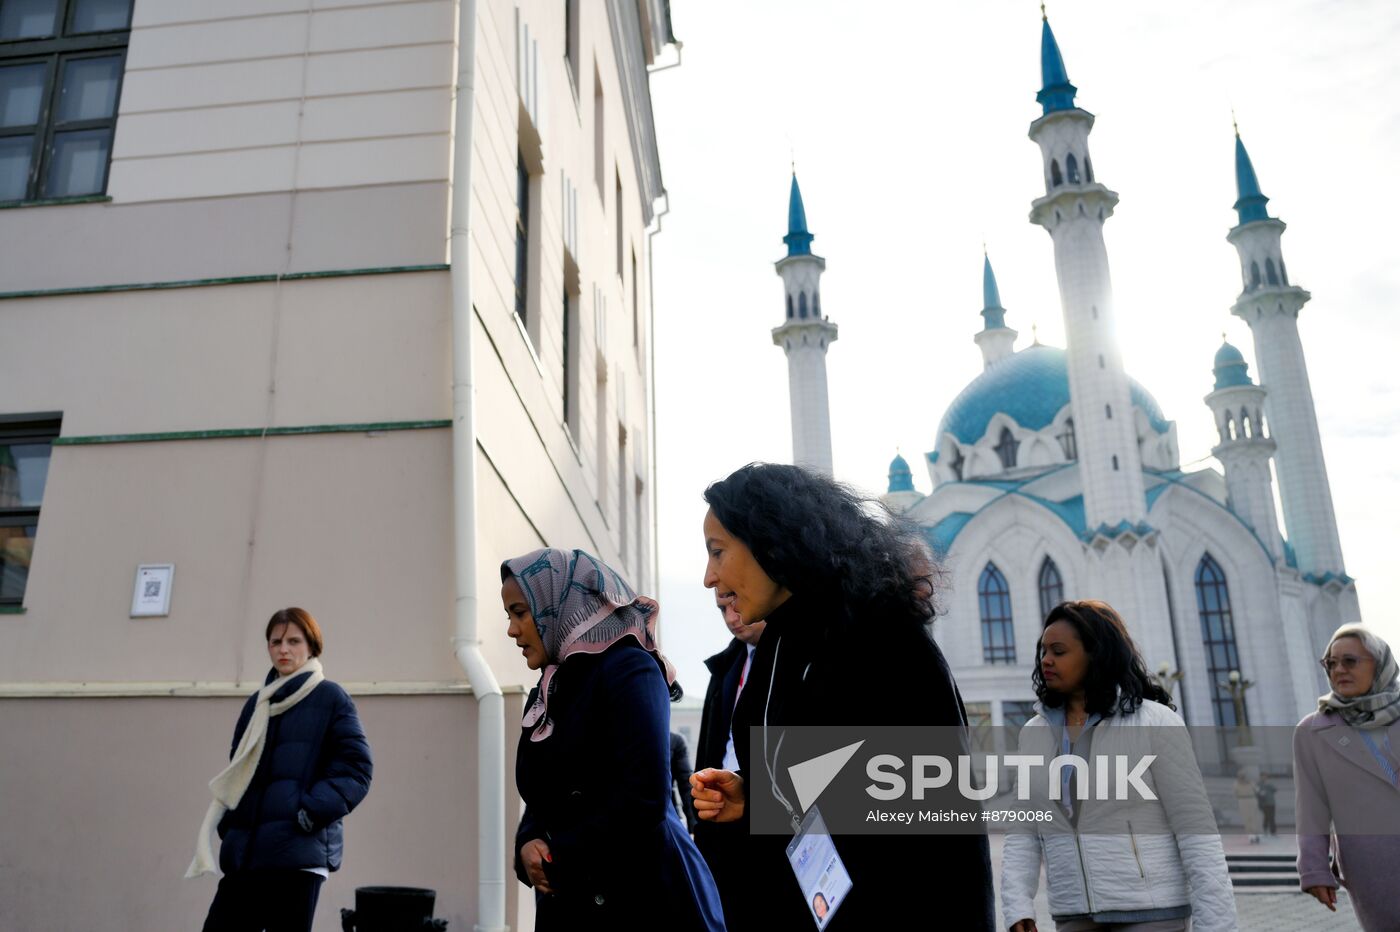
[882,452,925,514]
[1227,128,1345,576]
[1204,340,1282,558]
[974,252,1018,368]
[773,173,838,475]
[1027,12,1146,529]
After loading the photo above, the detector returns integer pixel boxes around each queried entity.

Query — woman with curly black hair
[1002,601,1236,932]
[688,462,994,931]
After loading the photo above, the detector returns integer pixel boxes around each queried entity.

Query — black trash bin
[340,886,447,931]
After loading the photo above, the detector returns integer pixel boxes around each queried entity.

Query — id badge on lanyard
[766,636,853,928]
[785,806,853,929]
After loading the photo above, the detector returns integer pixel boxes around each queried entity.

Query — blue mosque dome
[936,344,1171,445]
[888,453,915,493]
[1213,340,1254,389]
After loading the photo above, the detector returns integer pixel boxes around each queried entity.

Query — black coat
[217,667,373,874]
[514,641,724,931]
[671,731,699,832]
[693,638,755,931]
[729,594,996,931]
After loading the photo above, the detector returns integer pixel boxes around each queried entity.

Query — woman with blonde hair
[1294,623,1400,931]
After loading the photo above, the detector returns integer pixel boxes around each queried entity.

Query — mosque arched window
[1265,258,1279,286]
[786,294,793,319]
[1066,153,1080,183]
[1225,411,1236,440]
[995,427,1020,469]
[1056,418,1077,460]
[1196,553,1247,726]
[1038,557,1064,620]
[1084,156,1094,183]
[1112,455,1119,471]
[949,446,966,481]
[1279,260,1288,285]
[978,563,1016,664]
[1240,408,1252,438]
[814,292,822,317]
[1050,159,1063,187]
[798,292,808,318]
[1249,262,1261,290]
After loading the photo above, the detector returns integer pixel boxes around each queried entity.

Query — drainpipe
[447,0,508,930]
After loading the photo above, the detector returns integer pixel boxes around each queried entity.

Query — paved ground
[987,834,1363,931]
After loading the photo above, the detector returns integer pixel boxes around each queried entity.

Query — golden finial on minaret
[1232,108,1239,137]
[1041,1,1048,21]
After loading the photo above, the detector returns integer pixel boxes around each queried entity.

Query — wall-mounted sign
[131,564,174,617]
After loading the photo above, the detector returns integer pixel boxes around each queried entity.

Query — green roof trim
[0,605,27,614]
[0,194,112,211]
[0,264,450,301]
[53,420,451,446]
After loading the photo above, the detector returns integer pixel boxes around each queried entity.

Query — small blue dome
[935,344,1171,446]
[888,453,915,493]
[1213,340,1253,389]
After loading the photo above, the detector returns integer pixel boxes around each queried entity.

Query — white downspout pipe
[448,1,508,929]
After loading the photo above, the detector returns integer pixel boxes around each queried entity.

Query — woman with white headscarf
[501,548,724,931]
[1294,623,1400,931]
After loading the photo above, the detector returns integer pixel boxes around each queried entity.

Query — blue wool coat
[514,641,725,931]
[217,667,373,873]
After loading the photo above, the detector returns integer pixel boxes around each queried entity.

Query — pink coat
[1293,710,1400,932]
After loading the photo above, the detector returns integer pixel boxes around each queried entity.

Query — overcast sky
[645,0,1400,699]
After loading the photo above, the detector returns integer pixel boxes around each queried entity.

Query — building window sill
[0,195,112,211]
[0,606,27,614]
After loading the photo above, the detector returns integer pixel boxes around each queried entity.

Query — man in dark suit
[692,591,766,931]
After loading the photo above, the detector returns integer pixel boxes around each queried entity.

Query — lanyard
[762,635,803,833]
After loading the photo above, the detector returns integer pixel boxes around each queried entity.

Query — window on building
[1066,152,1079,183]
[1279,260,1288,285]
[1003,700,1037,730]
[1249,261,1261,290]
[949,446,965,481]
[1050,159,1062,187]
[1265,258,1279,286]
[514,151,529,323]
[614,168,623,278]
[978,563,1016,664]
[964,701,993,754]
[1038,557,1064,620]
[631,247,639,352]
[1105,404,1112,420]
[0,0,132,204]
[592,63,604,196]
[1084,156,1094,183]
[617,424,628,569]
[595,360,609,519]
[1112,454,1119,471]
[785,294,793,319]
[633,473,645,585]
[798,292,808,319]
[562,284,574,429]
[0,415,60,607]
[995,427,1019,469]
[1196,553,1246,727]
[563,0,580,94]
[1056,418,1077,460]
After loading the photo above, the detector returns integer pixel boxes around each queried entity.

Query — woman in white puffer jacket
[1001,601,1237,932]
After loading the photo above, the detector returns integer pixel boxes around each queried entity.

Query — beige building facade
[0,1,676,928]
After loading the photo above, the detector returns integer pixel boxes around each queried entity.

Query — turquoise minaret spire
[981,252,1007,330]
[1037,8,1077,114]
[783,173,814,257]
[1233,127,1271,225]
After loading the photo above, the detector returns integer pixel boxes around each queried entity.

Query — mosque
[769,14,1361,733]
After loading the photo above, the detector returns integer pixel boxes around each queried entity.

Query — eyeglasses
[1320,655,1370,674]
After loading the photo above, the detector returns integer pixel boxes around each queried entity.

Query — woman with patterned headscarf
[501,548,724,931]
[1294,623,1400,931]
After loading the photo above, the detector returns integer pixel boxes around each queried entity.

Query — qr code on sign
[144,580,161,598]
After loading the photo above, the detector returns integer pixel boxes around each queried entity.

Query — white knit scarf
[185,657,326,878]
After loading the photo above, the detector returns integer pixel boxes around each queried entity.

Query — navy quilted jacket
[216,667,373,873]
